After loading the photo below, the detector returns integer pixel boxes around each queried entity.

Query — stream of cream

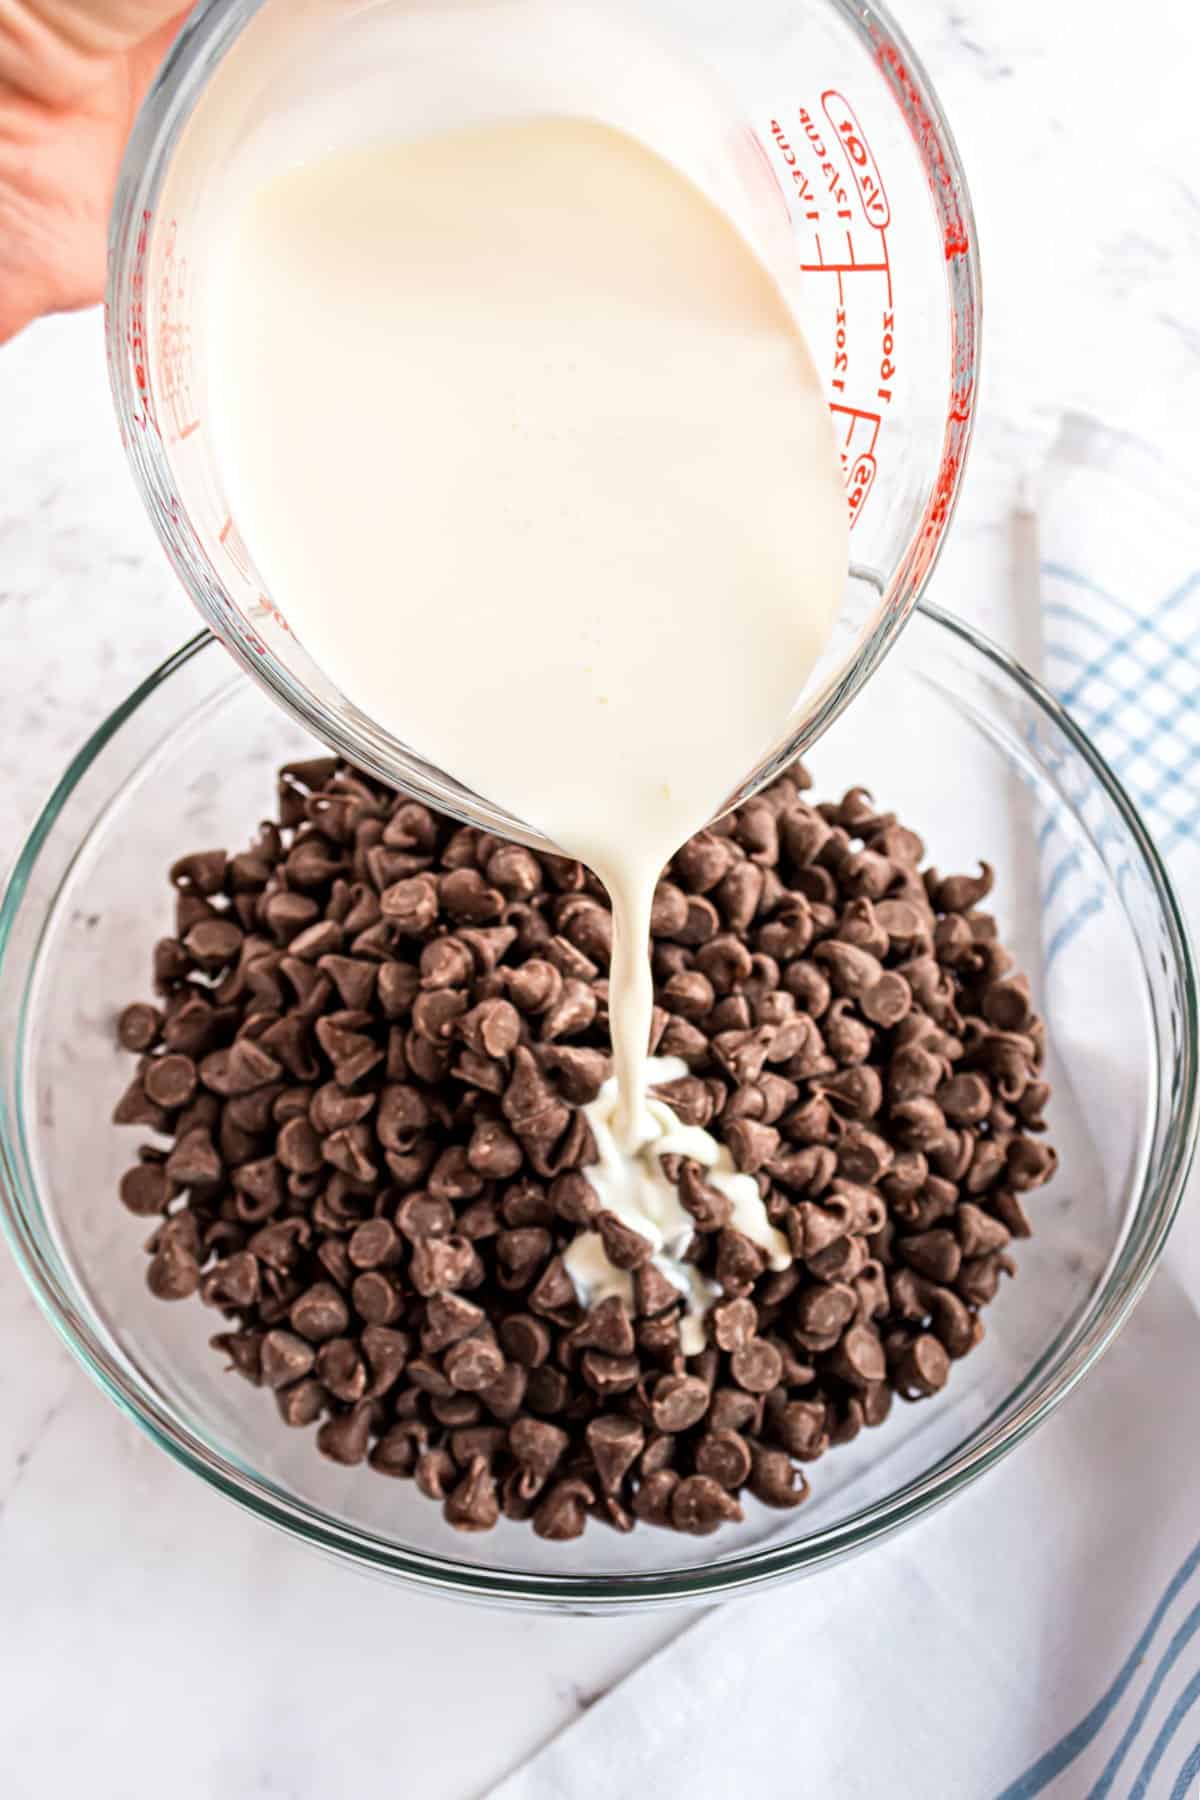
[208,110,847,1328]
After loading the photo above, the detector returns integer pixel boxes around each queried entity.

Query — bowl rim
[0,602,1196,1609]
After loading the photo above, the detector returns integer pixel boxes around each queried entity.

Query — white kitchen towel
[494,420,1200,1800]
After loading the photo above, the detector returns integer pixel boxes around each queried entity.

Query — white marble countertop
[2,3,1198,1795]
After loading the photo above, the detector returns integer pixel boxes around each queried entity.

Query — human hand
[1,1,190,343]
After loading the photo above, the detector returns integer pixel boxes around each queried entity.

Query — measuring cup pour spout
[107,0,979,839]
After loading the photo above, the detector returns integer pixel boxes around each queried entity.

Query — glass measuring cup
[106,0,980,852]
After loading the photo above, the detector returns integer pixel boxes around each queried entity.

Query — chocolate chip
[183,917,244,969]
[771,1399,828,1460]
[444,1336,505,1392]
[1006,1137,1058,1192]
[265,1118,316,1180]
[580,1352,640,1396]
[570,1294,636,1356]
[111,1074,168,1133]
[709,1298,756,1352]
[260,1330,316,1390]
[991,1188,1033,1239]
[170,848,228,895]
[201,1250,260,1310]
[496,1226,553,1285]
[316,1337,367,1403]
[290,1282,350,1343]
[650,1374,710,1433]
[248,1217,310,1270]
[730,1338,784,1394]
[898,1229,961,1284]
[317,1404,372,1465]
[638,1314,683,1363]
[634,1262,682,1319]
[487,845,542,899]
[594,1209,652,1271]
[315,1015,383,1087]
[497,1312,551,1368]
[586,1416,645,1492]
[677,1161,733,1232]
[532,1477,593,1541]
[528,1255,578,1321]
[307,1234,349,1291]
[369,1427,422,1479]
[715,1228,768,1295]
[412,988,468,1043]
[409,1234,477,1296]
[347,1218,400,1270]
[892,1332,951,1398]
[632,1468,680,1526]
[931,863,993,913]
[146,1238,200,1300]
[201,1037,283,1097]
[749,1445,809,1508]
[479,1362,527,1420]
[662,970,715,1021]
[445,1456,501,1531]
[117,1002,163,1052]
[670,1475,743,1535]
[118,1162,173,1217]
[724,1118,780,1174]
[540,979,597,1044]
[794,1282,858,1338]
[467,1118,524,1178]
[417,1293,481,1354]
[705,1388,757,1435]
[510,1416,569,1482]
[956,1202,1011,1257]
[349,1271,402,1325]
[638,1433,677,1477]
[507,958,563,1014]
[674,832,734,894]
[827,1324,886,1387]
[695,1430,752,1489]
[211,1329,262,1385]
[539,1044,608,1105]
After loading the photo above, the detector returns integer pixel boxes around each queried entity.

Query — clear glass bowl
[0,606,1194,1611]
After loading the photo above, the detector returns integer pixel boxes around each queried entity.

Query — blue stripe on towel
[1042,847,1083,910]
[1129,1667,1200,1800]
[996,1536,1200,1799]
[1043,894,1104,969]
[1168,1738,1200,1800]
[1089,1599,1200,1795]
[1041,561,1133,617]
[1053,570,1200,713]
[1042,567,1200,863]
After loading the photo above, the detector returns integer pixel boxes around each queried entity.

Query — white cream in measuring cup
[207,6,848,1344]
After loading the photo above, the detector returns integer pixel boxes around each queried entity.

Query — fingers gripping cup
[107,0,980,851]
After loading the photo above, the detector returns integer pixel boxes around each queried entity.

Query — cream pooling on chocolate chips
[563,1057,792,1354]
[207,114,848,1325]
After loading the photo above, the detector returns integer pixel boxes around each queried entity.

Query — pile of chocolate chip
[112,756,1056,1540]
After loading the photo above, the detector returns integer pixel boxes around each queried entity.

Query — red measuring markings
[873,45,971,261]
[821,94,891,229]
[125,210,159,437]
[157,219,202,443]
[219,516,291,640]
[766,98,900,528]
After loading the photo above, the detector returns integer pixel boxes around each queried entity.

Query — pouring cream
[208,112,848,1329]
